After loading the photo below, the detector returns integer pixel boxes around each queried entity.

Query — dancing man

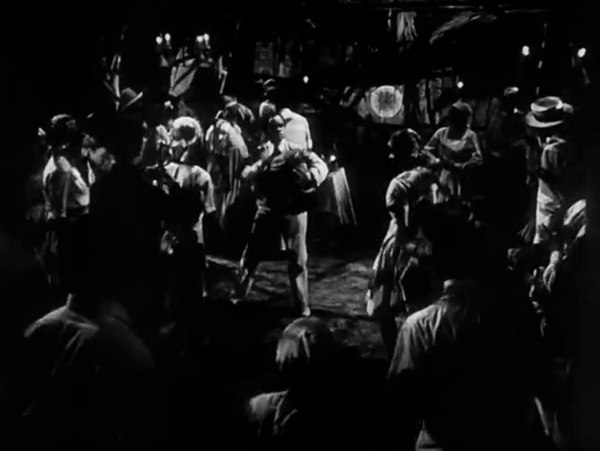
[234,114,328,317]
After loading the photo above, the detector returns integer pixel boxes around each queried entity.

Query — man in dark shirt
[387,209,549,451]
[20,113,167,451]
[22,294,160,451]
[89,114,179,345]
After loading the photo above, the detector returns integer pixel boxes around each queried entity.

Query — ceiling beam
[340,1,554,11]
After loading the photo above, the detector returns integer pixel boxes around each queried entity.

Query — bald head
[266,114,286,143]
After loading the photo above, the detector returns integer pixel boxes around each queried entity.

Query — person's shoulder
[403,302,446,331]
[25,305,98,340]
[391,168,419,186]
[248,391,287,421]
[466,128,479,139]
[296,112,310,124]
[42,157,56,177]
[279,108,293,119]
[95,315,155,375]
[163,161,178,175]
[191,165,212,181]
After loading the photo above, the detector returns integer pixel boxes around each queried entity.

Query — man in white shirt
[42,115,91,220]
[259,85,314,151]
[163,142,216,305]
[280,107,313,151]
[235,114,327,316]
[41,114,92,293]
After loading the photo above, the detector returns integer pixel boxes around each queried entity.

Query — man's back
[22,303,158,451]
[280,108,312,151]
[388,278,542,451]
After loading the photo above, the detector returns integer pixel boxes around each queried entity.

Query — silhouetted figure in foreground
[387,207,551,451]
[247,317,352,450]
[20,114,166,451]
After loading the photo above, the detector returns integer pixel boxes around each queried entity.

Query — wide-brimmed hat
[117,87,144,113]
[46,114,81,149]
[526,96,573,128]
[503,86,520,97]
[262,78,278,90]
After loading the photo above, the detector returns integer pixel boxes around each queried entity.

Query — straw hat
[525,96,573,129]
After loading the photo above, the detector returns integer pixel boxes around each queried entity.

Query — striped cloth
[315,167,357,226]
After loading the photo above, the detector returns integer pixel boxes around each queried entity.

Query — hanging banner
[356,85,405,125]
[254,41,275,76]
[169,49,198,98]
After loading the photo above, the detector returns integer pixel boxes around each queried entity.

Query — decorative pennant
[169,48,200,98]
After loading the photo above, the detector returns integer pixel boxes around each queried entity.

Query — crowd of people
[0,64,588,451]
[365,94,586,450]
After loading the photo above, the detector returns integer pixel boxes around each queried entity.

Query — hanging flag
[396,12,417,42]
[254,41,275,75]
[169,48,199,98]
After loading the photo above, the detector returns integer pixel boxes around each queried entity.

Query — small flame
[521,45,530,56]
[577,47,587,58]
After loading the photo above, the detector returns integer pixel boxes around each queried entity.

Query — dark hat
[222,94,237,107]
[222,101,255,126]
[526,96,573,129]
[46,114,81,148]
[117,87,144,113]
[262,78,278,90]
[503,86,519,97]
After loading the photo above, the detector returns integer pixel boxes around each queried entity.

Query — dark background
[2,0,596,120]
[1,0,600,447]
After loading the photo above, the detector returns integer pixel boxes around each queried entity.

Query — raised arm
[196,169,216,215]
[304,118,314,152]
[423,128,442,157]
[385,178,409,229]
[241,159,265,181]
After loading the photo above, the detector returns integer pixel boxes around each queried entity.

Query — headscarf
[171,116,203,145]
[46,114,82,154]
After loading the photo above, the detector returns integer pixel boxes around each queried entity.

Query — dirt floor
[206,251,388,360]
[161,244,393,448]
